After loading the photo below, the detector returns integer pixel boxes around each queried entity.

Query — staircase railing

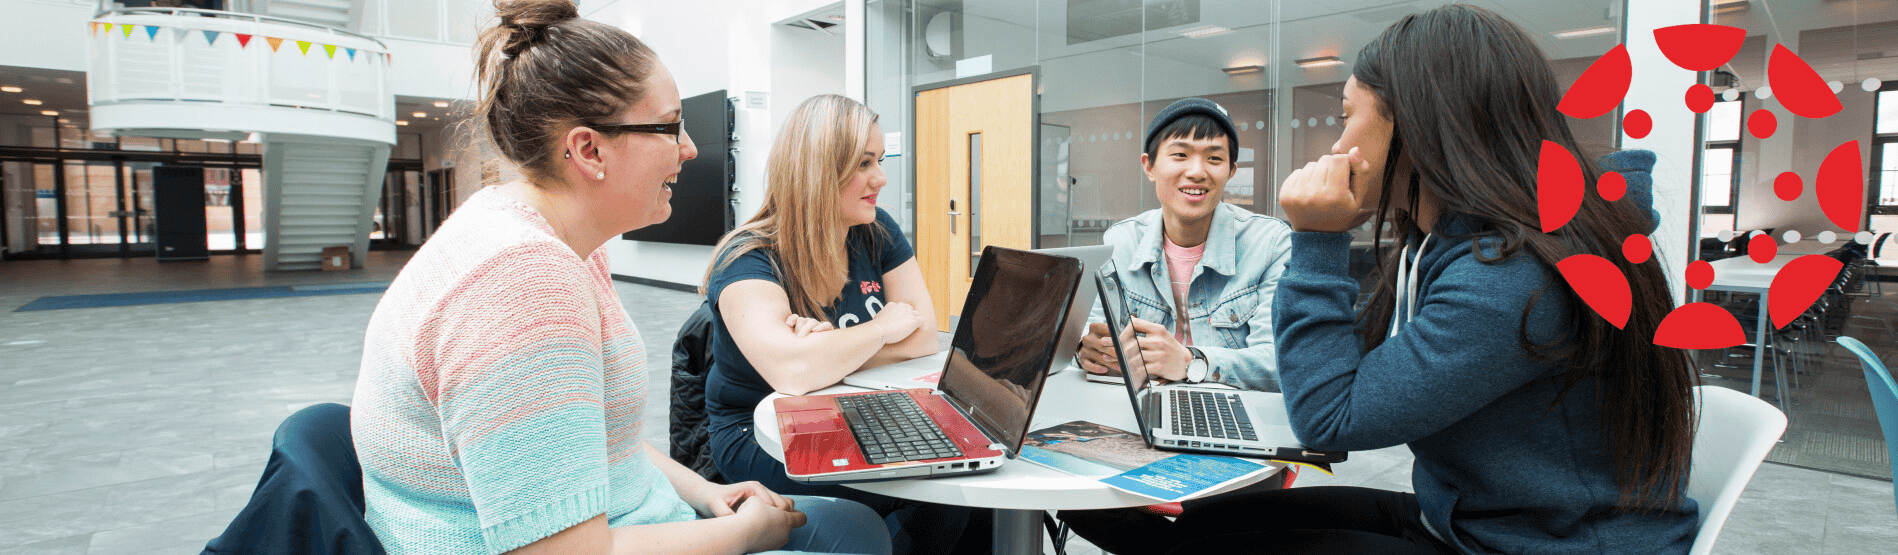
[89,7,392,122]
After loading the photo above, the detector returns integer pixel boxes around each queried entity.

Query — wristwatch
[1184,347,1209,383]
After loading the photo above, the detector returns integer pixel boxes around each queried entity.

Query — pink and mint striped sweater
[351,187,694,554]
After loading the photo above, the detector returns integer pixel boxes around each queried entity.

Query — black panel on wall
[623,89,736,246]
[154,165,208,261]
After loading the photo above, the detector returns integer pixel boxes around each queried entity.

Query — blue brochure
[1020,420,1273,502]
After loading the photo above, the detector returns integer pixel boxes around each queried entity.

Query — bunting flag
[121,24,135,38]
[102,22,114,34]
[203,30,220,46]
[89,22,100,36]
[345,47,356,61]
[90,21,375,67]
[295,40,312,55]
[234,33,252,48]
[323,44,337,58]
[144,25,160,41]
[265,37,283,52]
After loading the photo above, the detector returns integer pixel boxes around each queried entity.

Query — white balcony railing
[88,7,392,122]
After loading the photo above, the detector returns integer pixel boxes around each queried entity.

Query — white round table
[752,367,1285,554]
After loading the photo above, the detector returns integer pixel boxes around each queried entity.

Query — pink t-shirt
[1163,236,1205,346]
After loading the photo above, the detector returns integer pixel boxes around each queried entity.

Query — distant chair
[1686,385,1788,555]
[1837,337,1898,513]
[202,403,385,555]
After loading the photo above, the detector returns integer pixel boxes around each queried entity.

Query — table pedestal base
[994,508,1041,555]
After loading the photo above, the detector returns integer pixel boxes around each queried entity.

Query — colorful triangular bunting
[323,44,337,58]
[121,24,135,38]
[345,47,356,61]
[235,33,252,48]
[144,25,159,41]
[203,30,220,46]
[89,22,99,36]
[265,37,283,52]
[295,40,311,55]
[103,22,114,34]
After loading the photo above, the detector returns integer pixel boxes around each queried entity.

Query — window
[1875,84,1898,215]
[1700,97,1743,215]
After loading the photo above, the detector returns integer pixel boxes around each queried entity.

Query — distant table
[753,367,1285,554]
[1706,254,1800,398]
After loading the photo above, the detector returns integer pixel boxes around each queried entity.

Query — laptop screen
[938,246,1083,455]
[1094,258,1156,441]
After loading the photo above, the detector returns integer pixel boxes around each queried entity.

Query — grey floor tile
[84,508,236,555]
[0,535,90,555]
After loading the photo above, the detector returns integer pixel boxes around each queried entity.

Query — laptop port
[952,462,966,469]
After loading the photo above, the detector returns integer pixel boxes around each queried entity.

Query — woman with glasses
[349,2,890,554]
[700,95,986,555]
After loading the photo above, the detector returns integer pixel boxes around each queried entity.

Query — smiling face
[598,63,698,232]
[838,123,888,227]
[1142,132,1232,233]
[1332,76,1397,213]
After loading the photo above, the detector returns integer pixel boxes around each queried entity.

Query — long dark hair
[1352,4,1696,512]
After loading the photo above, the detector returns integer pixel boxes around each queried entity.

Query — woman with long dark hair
[1164,5,1699,554]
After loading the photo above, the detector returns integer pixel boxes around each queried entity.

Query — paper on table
[1018,420,1269,503]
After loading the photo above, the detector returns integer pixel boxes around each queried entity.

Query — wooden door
[914,72,1036,331]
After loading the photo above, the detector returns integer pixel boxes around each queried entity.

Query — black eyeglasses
[589,120,685,140]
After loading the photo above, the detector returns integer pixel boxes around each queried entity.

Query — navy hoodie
[1271,150,1698,554]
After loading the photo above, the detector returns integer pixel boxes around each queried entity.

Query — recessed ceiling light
[432,101,448,108]
[412,112,426,118]
[40,110,58,116]
[1294,56,1344,69]
[1176,25,1232,39]
[828,14,844,21]
[1222,65,1264,75]
[1553,26,1617,39]
[22,99,42,105]
[396,120,409,126]
[0,86,20,93]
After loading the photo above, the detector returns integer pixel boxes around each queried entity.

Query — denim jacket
[1087,202,1293,392]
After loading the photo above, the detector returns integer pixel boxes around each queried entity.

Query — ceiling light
[412,112,426,118]
[1294,56,1344,69]
[396,120,409,126]
[22,99,42,105]
[1712,0,1749,13]
[827,14,844,21]
[0,86,20,93]
[40,110,58,116]
[1222,64,1264,75]
[1177,25,1232,39]
[432,101,448,108]
[1553,26,1617,39]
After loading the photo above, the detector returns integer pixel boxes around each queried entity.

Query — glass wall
[867,0,1625,250]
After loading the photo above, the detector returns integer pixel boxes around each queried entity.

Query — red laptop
[774,246,1084,483]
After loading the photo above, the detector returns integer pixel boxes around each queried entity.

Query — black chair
[202,403,385,555]
[668,300,725,483]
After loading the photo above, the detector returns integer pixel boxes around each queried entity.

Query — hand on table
[1076,322,1120,375]
[1128,317,1192,382]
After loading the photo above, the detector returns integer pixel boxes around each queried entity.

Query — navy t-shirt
[703,208,915,428]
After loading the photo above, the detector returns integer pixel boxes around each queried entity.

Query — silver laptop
[1095,258,1347,464]
[843,245,1113,391]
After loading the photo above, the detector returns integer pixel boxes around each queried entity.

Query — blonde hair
[703,95,882,319]
[471,0,656,186]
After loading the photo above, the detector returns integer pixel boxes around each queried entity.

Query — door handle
[947,199,960,235]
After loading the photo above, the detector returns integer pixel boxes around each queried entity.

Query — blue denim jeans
[766,495,894,555]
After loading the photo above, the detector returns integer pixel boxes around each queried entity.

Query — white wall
[1622,0,1700,305]
[384,38,477,102]
[0,1,94,72]
[585,0,845,287]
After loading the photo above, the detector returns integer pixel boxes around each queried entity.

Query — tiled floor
[0,252,1894,554]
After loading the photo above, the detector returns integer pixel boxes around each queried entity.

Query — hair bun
[495,0,579,56]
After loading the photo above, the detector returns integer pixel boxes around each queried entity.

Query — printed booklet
[1018,420,1271,503]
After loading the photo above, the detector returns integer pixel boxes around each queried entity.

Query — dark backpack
[667,300,724,482]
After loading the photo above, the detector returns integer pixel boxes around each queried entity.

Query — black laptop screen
[938,246,1082,454]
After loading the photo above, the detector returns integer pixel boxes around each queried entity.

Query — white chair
[1685,385,1788,555]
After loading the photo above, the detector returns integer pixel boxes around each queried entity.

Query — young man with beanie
[1058,97,1296,554]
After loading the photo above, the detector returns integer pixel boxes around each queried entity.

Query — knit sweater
[351,187,695,555]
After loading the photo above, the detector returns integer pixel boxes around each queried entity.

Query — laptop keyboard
[837,392,965,465]
[1170,390,1258,441]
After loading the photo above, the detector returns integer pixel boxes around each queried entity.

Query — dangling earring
[564,151,571,159]
[596,171,606,180]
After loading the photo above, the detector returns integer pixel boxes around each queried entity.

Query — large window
[1875,84,1897,214]
[1701,96,1743,215]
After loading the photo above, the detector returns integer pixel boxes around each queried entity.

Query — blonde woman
[702,95,984,555]
[350,2,890,554]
